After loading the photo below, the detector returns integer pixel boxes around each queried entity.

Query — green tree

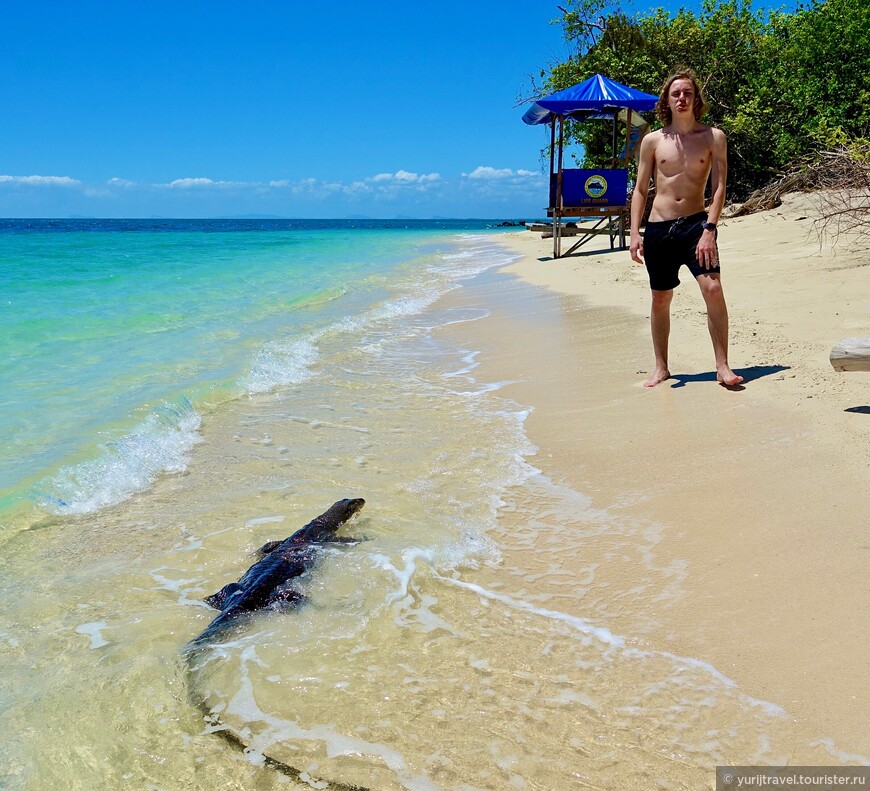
[538,0,870,201]
[753,0,870,162]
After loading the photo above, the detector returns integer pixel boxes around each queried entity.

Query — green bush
[540,0,870,200]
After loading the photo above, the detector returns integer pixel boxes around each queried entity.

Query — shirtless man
[630,70,743,388]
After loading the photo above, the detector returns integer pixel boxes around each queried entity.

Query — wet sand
[441,192,870,758]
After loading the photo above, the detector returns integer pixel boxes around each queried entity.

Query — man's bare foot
[716,366,744,387]
[643,368,671,388]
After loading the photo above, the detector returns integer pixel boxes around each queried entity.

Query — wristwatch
[702,222,717,232]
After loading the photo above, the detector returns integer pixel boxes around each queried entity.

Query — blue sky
[1,1,785,218]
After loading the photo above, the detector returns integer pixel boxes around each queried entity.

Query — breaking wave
[33,398,202,515]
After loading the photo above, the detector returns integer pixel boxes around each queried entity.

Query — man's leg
[696,274,743,386]
[645,288,673,387]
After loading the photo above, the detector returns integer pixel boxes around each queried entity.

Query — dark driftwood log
[830,337,870,371]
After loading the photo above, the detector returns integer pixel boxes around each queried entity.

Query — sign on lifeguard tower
[549,168,629,208]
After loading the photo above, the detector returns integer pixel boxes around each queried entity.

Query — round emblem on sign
[584,174,608,198]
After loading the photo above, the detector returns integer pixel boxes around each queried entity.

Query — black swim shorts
[642,211,720,291]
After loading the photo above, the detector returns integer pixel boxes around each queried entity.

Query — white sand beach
[443,191,870,756]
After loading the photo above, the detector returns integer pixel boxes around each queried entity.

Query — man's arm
[630,133,656,264]
[697,128,727,268]
[707,128,727,224]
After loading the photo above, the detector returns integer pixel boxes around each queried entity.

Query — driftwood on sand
[724,144,870,240]
[830,337,870,372]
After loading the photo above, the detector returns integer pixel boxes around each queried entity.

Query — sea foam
[240,236,517,398]
[34,398,202,515]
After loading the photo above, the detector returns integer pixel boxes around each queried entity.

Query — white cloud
[165,177,223,188]
[367,170,440,185]
[0,168,545,215]
[291,178,318,194]
[344,181,371,195]
[0,175,81,186]
[462,166,541,180]
[463,166,512,180]
[164,177,255,189]
[150,172,447,197]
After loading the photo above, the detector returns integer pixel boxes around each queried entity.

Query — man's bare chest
[654,137,712,181]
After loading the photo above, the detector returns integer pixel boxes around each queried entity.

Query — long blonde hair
[656,70,708,124]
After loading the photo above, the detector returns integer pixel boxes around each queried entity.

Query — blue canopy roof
[522,73,658,126]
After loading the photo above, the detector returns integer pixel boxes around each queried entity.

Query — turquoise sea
[0,221,849,790]
[1,219,515,520]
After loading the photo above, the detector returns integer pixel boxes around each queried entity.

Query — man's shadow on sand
[667,364,789,391]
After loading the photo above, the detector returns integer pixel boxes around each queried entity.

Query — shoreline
[441,191,870,757]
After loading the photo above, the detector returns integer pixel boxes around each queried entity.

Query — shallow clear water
[0,220,503,515]
[0,223,853,790]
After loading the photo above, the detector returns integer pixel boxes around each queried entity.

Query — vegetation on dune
[534,0,870,206]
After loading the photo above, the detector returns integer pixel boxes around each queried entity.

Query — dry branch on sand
[724,143,870,241]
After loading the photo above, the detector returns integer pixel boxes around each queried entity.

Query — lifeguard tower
[523,74,657,258]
